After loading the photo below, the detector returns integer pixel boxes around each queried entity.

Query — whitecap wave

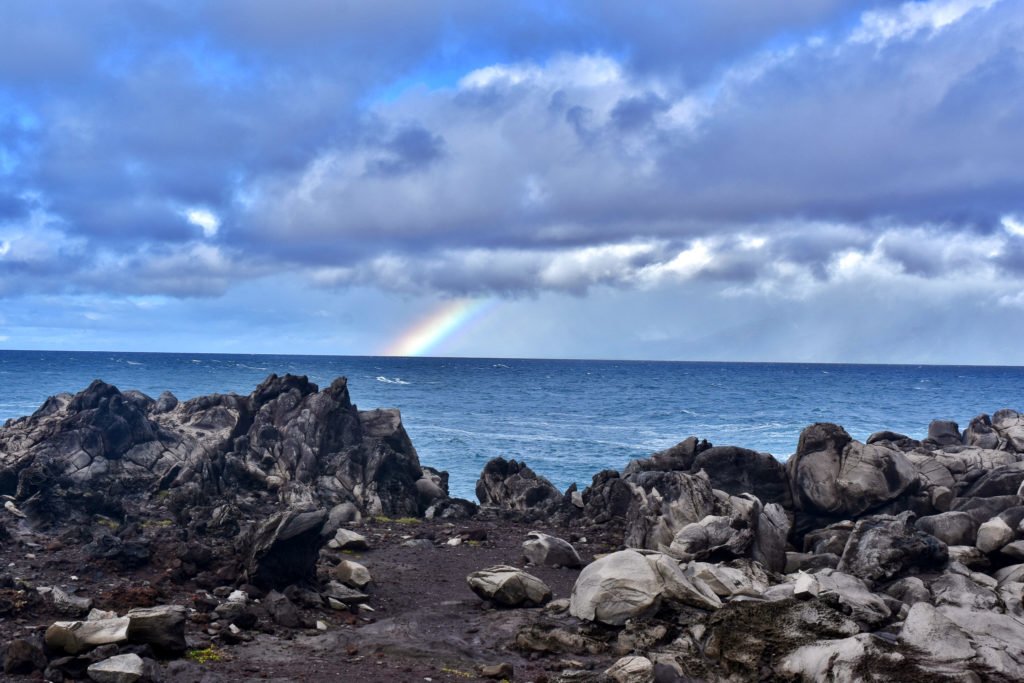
[376,376,410,385]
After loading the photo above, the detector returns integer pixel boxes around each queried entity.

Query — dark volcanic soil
[1,513,625,682]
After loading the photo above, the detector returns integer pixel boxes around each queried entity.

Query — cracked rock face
[0,374,436,523]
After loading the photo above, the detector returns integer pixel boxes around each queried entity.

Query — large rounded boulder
[788,423,916,517]
[466,565,552,607]
[569,549,720,625]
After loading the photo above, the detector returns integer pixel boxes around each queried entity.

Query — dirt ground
[1,513,625,682]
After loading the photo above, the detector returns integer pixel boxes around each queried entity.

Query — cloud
[0,0,1021,321]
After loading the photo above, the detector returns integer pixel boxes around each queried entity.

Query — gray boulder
[787,423,850,515]
[884,576,931,605]
[569,550,719,625]
[963,414,1003,450]
[811,570,892,627]
[803,520,854,555]
[329,528,369,551]
[126,605,186,654]
[788,424,915,517]
[475,458,562,516]
[837,512,948,584]
[623,436,710,474]
[931,573,998,610]
[45,617,130,655]
[899,602,974,664]
[667,515,751,562]
[605,655,654,683]
[954,495,1024,524]
[263,590,301,628]
[938,604,1024,678]
[915,511,978,546]
[925,419,963,448]
[993,409,1024,452]
[752,502,790,573]
[963,461,1024,498]
[466,565,552,607]
[243,508,327,589]
[2,638,46,675]
[976,516,1014,553]
[522,532,582,568]
[333,559,372,589]
[622,470,718,550]
[690,446,791,507]
[85,654,146,683]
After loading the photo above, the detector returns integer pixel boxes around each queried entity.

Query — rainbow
[380,298,497,357]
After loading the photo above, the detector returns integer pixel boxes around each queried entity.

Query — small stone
[46,586,93,615]
[446,537,463,547]
[4,500,26,518]
[793,571,819,599]
[334,560,372,589]
[466,565,552,607]
[522,532,582,568]
[316,620,328,631]
[977,517,1014,553]
[227,589,248,603]
[1001,540,1024,561]
[331,529,369,551]
[85,653,145,683]
[323,580,370,605]
[606,655,654,683]
[45,618,130,654]
[479,662,514,679]
[3,638,46,675]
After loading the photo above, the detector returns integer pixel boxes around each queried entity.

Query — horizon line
[0,347,1021,370]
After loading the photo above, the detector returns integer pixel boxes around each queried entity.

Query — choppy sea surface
[1,351,1022,499]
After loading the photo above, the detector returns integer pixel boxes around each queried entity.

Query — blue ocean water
[1,351,1022,499]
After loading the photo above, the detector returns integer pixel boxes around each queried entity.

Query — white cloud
[183,208,221,238]
[851,0,1000,45]
[1003,215,1024,238]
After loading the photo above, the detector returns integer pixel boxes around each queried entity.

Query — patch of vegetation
[440,666,473,678]
[95,516,120,530]
[187,646,222,664]
[372,515,421,525]
[142,518,174,528]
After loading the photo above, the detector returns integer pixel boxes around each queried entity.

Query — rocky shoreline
[1,374,1023,681]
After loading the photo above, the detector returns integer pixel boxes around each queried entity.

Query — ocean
[1,350,1022,500]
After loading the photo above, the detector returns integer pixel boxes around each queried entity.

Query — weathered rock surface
[125,605,186,654]
[837,512,948,584]
[45,618,130,655]
[475,458,562,517]
[466,565,552,607]
[915,511,978,546]
[243,508,327,589]
[4,377,1024,683]
[569,550,719,625]
[86,653,145,683]
[787,424,917,517]
[522,532,582,568]
[0,374,440,525]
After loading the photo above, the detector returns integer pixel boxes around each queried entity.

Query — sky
[1,0,1023,364]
